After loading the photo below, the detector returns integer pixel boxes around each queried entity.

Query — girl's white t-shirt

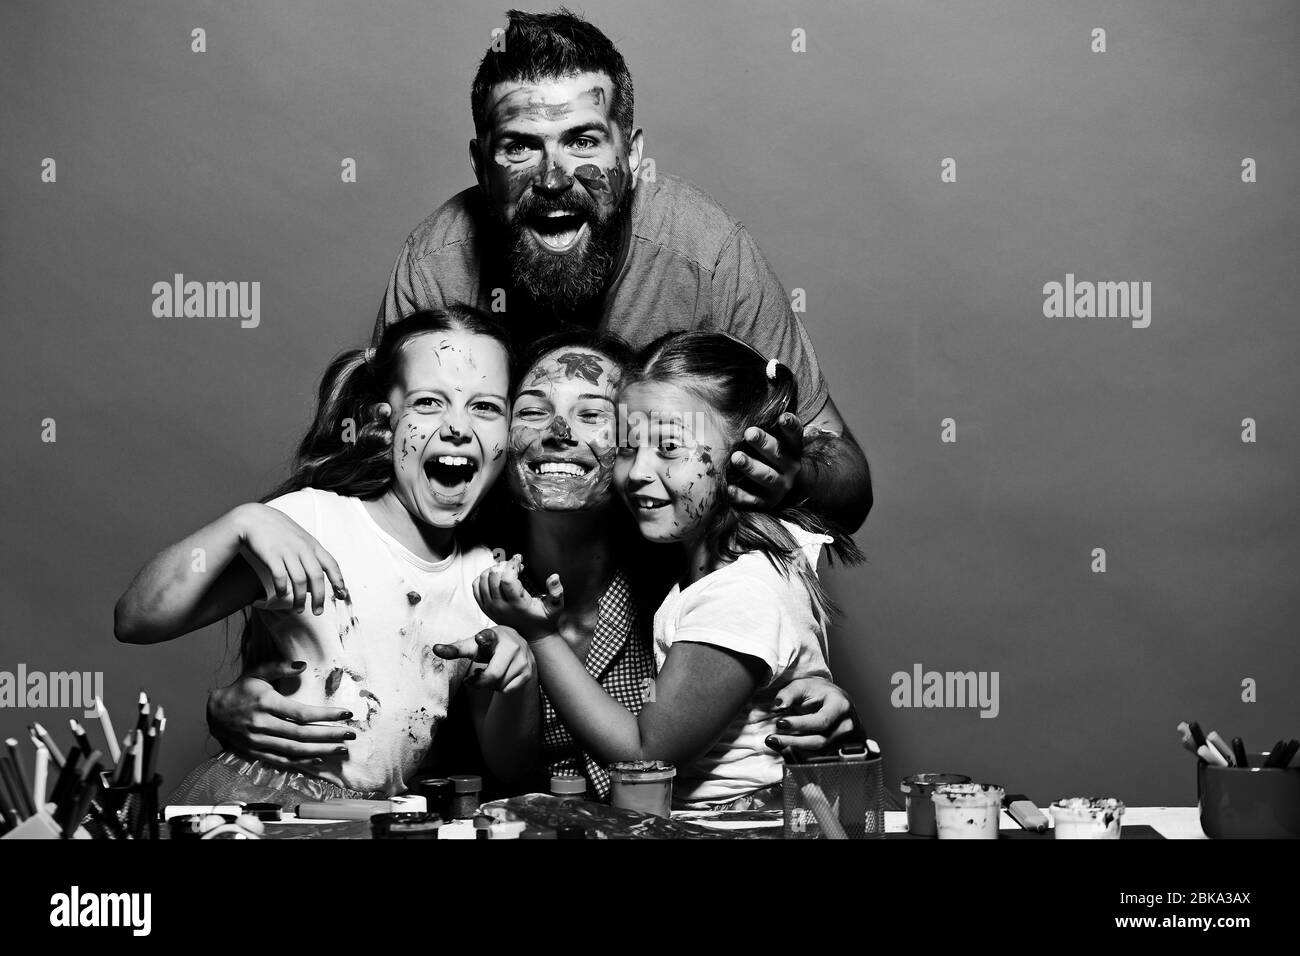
[242,488,496,794]
[652,522,835,806]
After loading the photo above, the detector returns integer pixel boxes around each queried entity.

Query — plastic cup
[931,782,1005,839]
[900,773,972,836]
[609,760,676,817]
[1050,798,1124,839]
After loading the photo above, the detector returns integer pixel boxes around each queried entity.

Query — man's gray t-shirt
[376,172,830,422]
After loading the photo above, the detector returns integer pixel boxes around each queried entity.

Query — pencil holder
[86,774,162,840]
[783,754,884,839]
[1197,761,1300,839]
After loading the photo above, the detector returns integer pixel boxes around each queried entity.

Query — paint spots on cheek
[492,442,504,462]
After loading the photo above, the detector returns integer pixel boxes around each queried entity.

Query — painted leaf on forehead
[554,352,604,386]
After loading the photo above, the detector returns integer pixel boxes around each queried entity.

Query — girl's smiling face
[508,347,623,511]
[384,330,510,528]
[614,380,729,544]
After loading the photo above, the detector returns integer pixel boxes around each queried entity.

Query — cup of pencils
[1178,722,1300,839]
[781,740,884,839]
[0,692,167,840]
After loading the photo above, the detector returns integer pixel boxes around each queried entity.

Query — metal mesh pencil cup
[783,754,884,839]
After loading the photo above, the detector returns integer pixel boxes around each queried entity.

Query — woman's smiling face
[508,347,623,511]
[614,380,730,544]
[384,329,510,527]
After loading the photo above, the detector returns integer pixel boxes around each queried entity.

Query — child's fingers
[300,552,328,615]
[765,732,828,753]
[315,547,348,602]
[285,557,310,612]
[433,636,481,661]
[475,641,513,691]
[499,664,532,696]
[487,566,505,604]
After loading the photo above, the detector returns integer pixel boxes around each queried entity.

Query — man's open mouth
[527,457,594,480]
[527,210,589,253]
[424,454,479,493]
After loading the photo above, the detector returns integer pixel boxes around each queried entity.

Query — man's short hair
[471,8,634,143]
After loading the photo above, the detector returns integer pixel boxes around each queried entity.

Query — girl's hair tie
[765,358,780,382]
[363,347,377,364]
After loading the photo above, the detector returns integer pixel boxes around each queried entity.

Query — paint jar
[488,820,527,840]
[608,760,676,817]
[900,773,971,836]
[449,774,483,820]
[931,782,1005,839]
[550,774,589,799]
[1050,798,1124,839]
[371,812,442,840]
[411,777,454,821]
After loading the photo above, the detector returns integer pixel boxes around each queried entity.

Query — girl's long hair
[630,331,864,626]
[239,306,513,669]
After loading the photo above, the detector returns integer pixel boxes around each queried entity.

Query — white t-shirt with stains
[243,488,495,794]
[652,521,835,807]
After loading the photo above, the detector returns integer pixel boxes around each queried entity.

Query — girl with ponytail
[476,330,863,810]
[116,307,540,804]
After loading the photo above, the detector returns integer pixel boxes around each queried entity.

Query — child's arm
[433,627,540,784]
[475,560,767,766]
[114,503,347,644]
[531,634,765,765]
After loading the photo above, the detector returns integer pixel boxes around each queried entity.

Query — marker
[69,719,93,757]
[92,697,122,764]
[0,772,20,831]
[1003,793,1050,832]
[1206,731,1235,766]
[1198,743,1229,768]
[0,754,30,822]
[50,746,82,812]
[1231,737,1250,768]
[1186,721,1208,749]
[1263,739,1297,769]
[112,732,134,787]
[32,741,49,807]
[4,739,36,817]
[31,722,66,770]
[1279,739,1300,768]
[61,752,102,839]
[131,732,144,785]
[135,691,151,736]
[1175,722,1198,755]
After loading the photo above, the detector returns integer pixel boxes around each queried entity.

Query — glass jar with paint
[371,812,443,839]
[411,777,454,822]
[1050,797,1124,839]
[449,774,483,820]
[931,782,1005,839]
[608,760,676,817]
[900,773,971,836]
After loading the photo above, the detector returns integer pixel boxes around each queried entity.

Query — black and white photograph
[2,0,1298,937]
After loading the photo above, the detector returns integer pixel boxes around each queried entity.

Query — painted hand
[433,626,534,695]
[763,676,860,753]
[471,555,564,641]
[727,413,805,510]
[206,661,355,769]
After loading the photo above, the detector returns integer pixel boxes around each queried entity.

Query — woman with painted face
[480,330,865,808]
[115,308,540,804]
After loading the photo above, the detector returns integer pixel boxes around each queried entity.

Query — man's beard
[495,187,632,314]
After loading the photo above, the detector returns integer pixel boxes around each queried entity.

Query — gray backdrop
[2,0,1298,806]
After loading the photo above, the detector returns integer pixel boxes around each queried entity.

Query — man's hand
[763,676,860,753]
[433,626,535,694]
[727,413,805,510]
[471,556,564,641]
[206,661,355,768]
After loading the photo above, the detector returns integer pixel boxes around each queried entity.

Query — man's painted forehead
[486,73,615,131]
